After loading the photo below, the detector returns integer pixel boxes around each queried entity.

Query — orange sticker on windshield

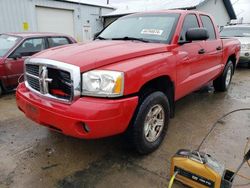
[141,29,163,36]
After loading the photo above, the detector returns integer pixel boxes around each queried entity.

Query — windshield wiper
[111,36,149,43]
[95,36,107,40]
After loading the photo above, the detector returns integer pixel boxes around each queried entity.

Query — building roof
[103,0,236,19]
[54,0,114,9]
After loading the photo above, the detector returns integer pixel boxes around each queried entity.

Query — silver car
[220,24,250,67]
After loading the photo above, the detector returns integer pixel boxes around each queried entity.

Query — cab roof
[122,9,211,18]
[2,32,71,38]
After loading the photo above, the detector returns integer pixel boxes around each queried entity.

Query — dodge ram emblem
[39,66,53,94]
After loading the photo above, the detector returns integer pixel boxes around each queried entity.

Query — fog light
[245,52,250,57]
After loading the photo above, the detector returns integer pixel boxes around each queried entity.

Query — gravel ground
[0,68,249,188]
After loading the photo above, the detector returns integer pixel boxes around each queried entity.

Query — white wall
[197,0,231,27]
[0,0,113,41]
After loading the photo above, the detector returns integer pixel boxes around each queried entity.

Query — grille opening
[26,75,40,91]
[48,68,72,100]
[26,64,39,76]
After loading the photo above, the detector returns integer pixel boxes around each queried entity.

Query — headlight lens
[82,70,124,97]
[241,43,250,50]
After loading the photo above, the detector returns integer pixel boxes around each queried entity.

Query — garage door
[36,7,74,37]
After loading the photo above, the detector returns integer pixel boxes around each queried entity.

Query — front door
[5,37,46,88]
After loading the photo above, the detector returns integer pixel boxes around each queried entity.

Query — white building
[0,0,114,41]
[103,0,236,27]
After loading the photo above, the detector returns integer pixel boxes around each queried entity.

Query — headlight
[82,70,124,97]
[241,44,250,50]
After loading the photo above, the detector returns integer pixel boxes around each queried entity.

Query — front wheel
[213,61,234,92]
[128,91,170,154]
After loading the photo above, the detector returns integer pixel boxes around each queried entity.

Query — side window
[180,14,200,41]
[12,38,45,57]
[48,37,70,48]
[201,15,216,40]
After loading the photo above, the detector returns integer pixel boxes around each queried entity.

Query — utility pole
[107,0,109,4]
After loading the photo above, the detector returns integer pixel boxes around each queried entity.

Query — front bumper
[16,83,138,139]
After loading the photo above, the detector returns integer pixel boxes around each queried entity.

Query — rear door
[200,15,223,80]
[5,37,46,87]
[176,14,206,99]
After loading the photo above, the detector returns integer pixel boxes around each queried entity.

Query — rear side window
[180,14,200,41]
[201,15,216,40]
[48,37,70,48]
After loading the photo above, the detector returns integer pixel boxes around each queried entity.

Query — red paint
[0,33,76,90]
[16,83,138,138]
[16,11,241,139]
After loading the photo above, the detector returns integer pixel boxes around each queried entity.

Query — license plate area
[26,103,40,121]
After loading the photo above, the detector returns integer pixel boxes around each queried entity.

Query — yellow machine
[169,109,250,188]
[170,149,250,188]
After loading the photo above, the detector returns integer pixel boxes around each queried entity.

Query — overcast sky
[91,0,250,23]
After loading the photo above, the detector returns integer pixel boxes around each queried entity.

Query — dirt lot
[0,68,250,188]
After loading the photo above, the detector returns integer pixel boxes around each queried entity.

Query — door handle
[198,49,206,54]
[216,46,222,51]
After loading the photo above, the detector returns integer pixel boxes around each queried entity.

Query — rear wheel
[127,91,170,154]
[213,61,234,92]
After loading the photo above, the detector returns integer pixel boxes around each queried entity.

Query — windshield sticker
[141,29,164,36]
[7,37,18,42]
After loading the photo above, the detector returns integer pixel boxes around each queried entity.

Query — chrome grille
[24,58,81,103]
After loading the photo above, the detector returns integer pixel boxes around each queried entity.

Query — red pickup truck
[16,10,240,154]
[0,33,76,95]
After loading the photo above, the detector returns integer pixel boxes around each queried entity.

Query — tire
[213,61,234,92]
[127,91,170,154]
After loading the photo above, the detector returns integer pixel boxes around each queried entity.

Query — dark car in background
[0,32,76,95]
[220,24,250,68]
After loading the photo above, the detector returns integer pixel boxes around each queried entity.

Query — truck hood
[34,41,169,72]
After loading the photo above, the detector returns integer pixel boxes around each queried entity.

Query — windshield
[220,27,250,37]
[98,13,180,43]
[0,34,21,57]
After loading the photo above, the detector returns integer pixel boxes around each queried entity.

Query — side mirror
[186,28,209,42]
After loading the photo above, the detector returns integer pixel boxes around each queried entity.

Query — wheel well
[228,54,237,73]
[138,76,175,118]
